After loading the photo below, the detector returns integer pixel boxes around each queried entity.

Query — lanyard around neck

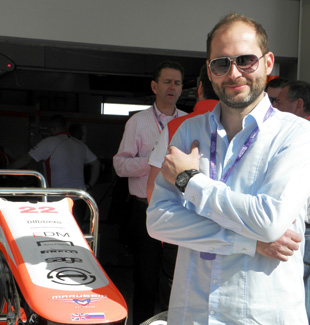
[152,105,165,133]
[210,105,273,182]
[152,104,178,133]
[200,105,273,261]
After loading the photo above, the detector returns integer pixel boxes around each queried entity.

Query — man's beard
[212,75,267,109]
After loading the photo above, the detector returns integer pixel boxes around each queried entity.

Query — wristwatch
[175,169,200,193]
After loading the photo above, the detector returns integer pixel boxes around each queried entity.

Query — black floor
[97,222,134,325]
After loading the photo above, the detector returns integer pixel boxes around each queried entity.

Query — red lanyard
[152,104,178,133]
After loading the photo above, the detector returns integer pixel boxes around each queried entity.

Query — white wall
[0,0,300,58]
[298,0,310,82]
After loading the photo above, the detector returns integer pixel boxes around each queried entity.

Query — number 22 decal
[19,207,58,213]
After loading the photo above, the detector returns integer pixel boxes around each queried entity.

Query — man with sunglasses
[147,13,310,324]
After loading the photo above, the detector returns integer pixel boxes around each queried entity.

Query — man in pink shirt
[113,61,186,324]
[147,64,218,202]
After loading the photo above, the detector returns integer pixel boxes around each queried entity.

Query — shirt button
[210,310,215,315]
[209,247,214,251]
[191,196,195,202]
[242,248,247,252]
[213,279,218,284]
[207,212,211,216]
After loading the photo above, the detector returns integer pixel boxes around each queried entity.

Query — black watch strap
[175,169,200,193]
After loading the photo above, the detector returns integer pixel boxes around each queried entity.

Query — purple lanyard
[201,105,273,260]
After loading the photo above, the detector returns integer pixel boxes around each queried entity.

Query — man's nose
[169,81,176,89]
[227,62,243,78]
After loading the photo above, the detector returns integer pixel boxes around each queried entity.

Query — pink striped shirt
[113,103,187,198]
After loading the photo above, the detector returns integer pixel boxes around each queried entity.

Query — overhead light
[101,103,150,116]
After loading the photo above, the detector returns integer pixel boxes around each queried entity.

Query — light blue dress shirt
[147,95,310,324]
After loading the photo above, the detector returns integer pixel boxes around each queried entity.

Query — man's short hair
[199,64,218,100]
[49,114,67,131]
[152,60,184,83]
[206,13,269,60]
[285,80,310,113]
[265,77,289,91]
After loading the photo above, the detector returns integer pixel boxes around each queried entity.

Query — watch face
[176,172,190,190]
[177,174,189,186]
[175,169,200,192]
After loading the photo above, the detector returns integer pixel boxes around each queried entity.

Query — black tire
[139,311,168,325]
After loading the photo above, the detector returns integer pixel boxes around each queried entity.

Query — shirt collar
[153,102,178,118]
[209,102,221,132]
[244,93,272,130]
[56,132,70,136]
[209,93,272,133]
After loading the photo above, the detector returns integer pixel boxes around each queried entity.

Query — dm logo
[47,267,96,286]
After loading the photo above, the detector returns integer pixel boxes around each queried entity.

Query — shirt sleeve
[83,143,98,164]
[147,116,310,256]
[113,115,150,178]
[148,127,169,168]
[148,127,310,257]
[183,134,310,243]
[28,138,54,162]
[147,172,257,256]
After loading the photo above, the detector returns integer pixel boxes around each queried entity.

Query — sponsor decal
[52,294,106,300]
[27,220,62,224]
[47,267,96,286]
[36,240,74,247]
[71,313,105,321]
[73,299,91,306]
[41,249,78,254]
[45,257,82,264]
[51,295,107,307]
[33,232,70,238]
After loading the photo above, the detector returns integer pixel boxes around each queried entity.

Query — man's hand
[161,140,200,185]
[256,229,302,262]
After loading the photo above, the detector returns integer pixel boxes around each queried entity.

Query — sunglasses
[209,54,266,77]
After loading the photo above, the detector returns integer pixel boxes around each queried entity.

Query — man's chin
[165,97,178,105]
[222,94,252,109]
[222,88,264,109]
[224,101,249,109]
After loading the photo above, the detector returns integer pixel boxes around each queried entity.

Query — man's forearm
[113,155,150,178]
[256,229,301,261]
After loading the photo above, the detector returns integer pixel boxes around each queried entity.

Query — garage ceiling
[0,38,208,113]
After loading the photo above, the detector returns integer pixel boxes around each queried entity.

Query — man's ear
[151,80,157,94]
[296,98,305,117]
[197,81,203,100]
[265,51,275,76]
